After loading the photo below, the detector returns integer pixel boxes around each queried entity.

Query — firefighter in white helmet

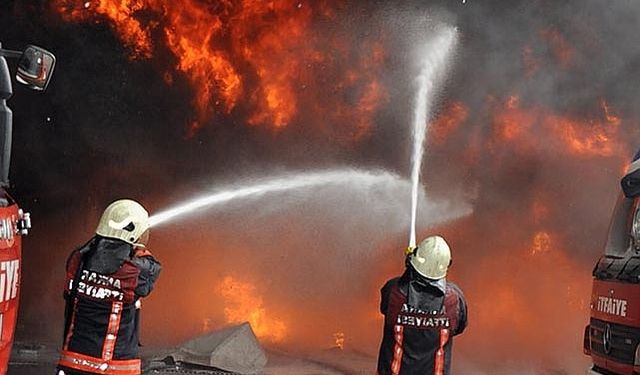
[56,199,161,375]
[376,235,467,375]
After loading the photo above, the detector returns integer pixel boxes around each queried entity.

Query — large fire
[489,95,626,158]
[32,1,635,373]
[52,0,387,138]
[424,82,626,369]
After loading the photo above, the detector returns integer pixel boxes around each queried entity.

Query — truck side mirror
[15,45,56,92]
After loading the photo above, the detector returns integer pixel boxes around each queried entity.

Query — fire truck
[585,150,640,375]
[0,42,55,374]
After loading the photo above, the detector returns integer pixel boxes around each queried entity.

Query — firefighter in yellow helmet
[56,200,161,375]
[376,235,467,375]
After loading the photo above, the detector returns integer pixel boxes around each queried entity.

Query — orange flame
[333,332,345,349]
[546,99,622,157]
[232,1,314,129]
[217,276,287,343]
[530,231,552,256]
[487,95,626,158]
[491,95,537,143]
[53,0,387,138]
[56,0,153,58]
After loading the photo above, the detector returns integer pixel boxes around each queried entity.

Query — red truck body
[588,279,640,374]
[0,43,53,374]
[586,191,640,374]
[0,201,22,374]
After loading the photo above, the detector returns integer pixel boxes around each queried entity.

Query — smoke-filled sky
[1,0,640,373]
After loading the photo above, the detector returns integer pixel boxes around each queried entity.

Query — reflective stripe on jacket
[58,236,161,375]
[376,275,467,375]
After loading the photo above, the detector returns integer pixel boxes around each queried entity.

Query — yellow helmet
[409,235,451,280]
[95,199,149,246]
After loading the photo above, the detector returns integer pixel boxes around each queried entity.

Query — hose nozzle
[405,246,416,256]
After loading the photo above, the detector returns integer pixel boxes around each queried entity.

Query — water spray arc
[149,169,405,227]
[148,27,460,241]
[408,28,458,249]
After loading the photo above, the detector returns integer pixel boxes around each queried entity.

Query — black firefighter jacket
[376,269,467,375]
[57,236,161,375]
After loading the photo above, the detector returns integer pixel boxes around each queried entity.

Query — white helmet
[95,199,149,246]
[409,235,451,280]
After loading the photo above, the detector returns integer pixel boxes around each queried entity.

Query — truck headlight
[584,325,591,355]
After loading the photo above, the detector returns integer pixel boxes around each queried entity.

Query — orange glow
[602,99,620,124]
[333,332,345,349]
[53,0,387,138]
[546,99,622,157]
[521,28,575,74]
[55,0,153,58]
[457,224,592,366]
[217,276,287,343]
[202,317,212,332]
[351,42,388,139]
[521,45,540,78]
[430,101,468,144]
[49,4,619,368]
[530,231,552,256]
[541,28,574,67]
[233,1,312,129]
[531,198,550,224]
[486,95,626,158]
[148,0,241,133]
[491,96,537,142]
[424,94,625,368]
